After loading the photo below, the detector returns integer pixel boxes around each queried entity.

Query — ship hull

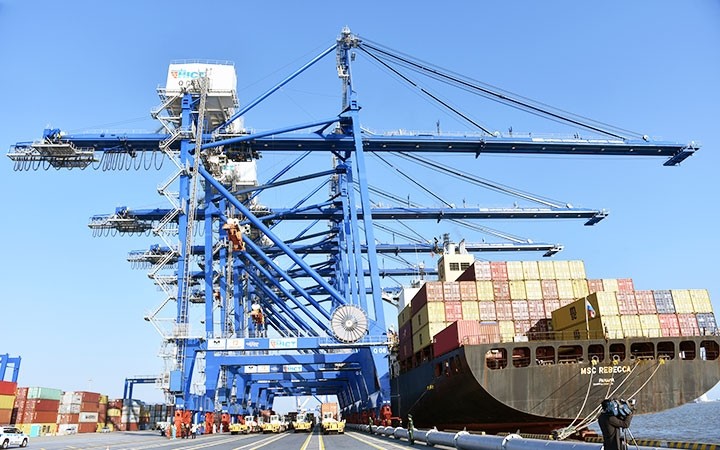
[392,336,720,434]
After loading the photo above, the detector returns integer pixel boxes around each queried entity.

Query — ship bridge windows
[609,343,626,362]
[512,347,531,367]
[536,346,555,365]
[630,342,654,360]
[657,341,675,360]
[588,344,604,362]
[558,345,583,364]
[679,341,696,360]
[486,348,507,369]
[700,340,719,360]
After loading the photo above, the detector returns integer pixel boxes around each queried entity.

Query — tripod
[621,427,639,450]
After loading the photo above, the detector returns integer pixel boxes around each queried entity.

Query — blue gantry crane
[0,354,21,383]
[8,28,697,425]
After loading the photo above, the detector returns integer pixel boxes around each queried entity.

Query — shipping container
[27,387,62,400]
[543,299,561,318]
[433,320,484,356]
[635,290,657,314]
[0,409,11,424]
[653,290,675,314]
[658,314,680,337]
[410,281,444,316]
[527,300,545,321]
[443,281,461,302]
[616,292,638,315]
[671,290,694,314]
[412,302,446,328]
[511,300,530,321]
[620,315,642,337]
[456,260,492,281]
[498,321,515,341]
[568,260,587,279]
[538,260,555,279]
[412,322,448,352]
[602,279,619,292]
[524,280,542,300]
[522,261,540,280]
[617,278,634,292]
[639,314,661,338]
[0,381,17,396]
[398,303,412,327]
[506,261,525,280]
[553,260,571,279]
[677,313,699,336]
[541,280,558,299]
[490,261,508,280]
[476,281,494,300]
[696,313,718,335]
[514,320,531,337]
[495,300,513,321]
[459,281,477,301]
[594,291,620,316]
[493,280,511,300]
[689,289,712,313]
[478,301,497,321]
[0,394,15,410]
[444,302,464,322]
[587,279,604,294]
[509,280,527,300]
[572,279,589,299]
[556,279,574,299]
[461,301,480,320]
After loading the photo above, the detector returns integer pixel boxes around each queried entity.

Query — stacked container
[0,381,17,424]
[57,391,101,434]
[14,387,61,436]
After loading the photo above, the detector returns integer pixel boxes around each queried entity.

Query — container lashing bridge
[8,28,697,425]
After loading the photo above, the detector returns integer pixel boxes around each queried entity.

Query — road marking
[231,432,287,450]
[300,430,313,450]
[346,431,408,449]
[318,431,325,450]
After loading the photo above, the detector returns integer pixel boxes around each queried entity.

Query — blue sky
[1,0,719,406]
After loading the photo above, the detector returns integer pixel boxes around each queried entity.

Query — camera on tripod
[603,398,636,419]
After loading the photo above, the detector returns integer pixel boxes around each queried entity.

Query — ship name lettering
[581,365,630,375]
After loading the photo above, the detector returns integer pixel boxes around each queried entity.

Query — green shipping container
[28,387,63,400]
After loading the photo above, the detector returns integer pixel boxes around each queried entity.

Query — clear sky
[1,0,719,406]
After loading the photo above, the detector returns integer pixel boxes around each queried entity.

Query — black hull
[392,336,720,434]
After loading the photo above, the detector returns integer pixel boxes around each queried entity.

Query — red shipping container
[478,301,497,321]
[0,381,17,396]
[78,422,97,433]
[541,280,559,299]
[467,323,501,345]
[78,391,101,403]
[527,300,546,320]
[658,314,680,337]
[443,282,461,302]
[512,300,530,320]
[543,299,561,317]
[0,409,11,424]
[495,300,513,320]
[677,313,699,336]
[398,341,413,360]
[15,387,28,401]
[80,401,99,412]
[58,413,80,424]
[433,320,482,356]
[616,292,638,315]
[109,399,123,409]
[587,279,604,294]
[459,281,477,301]
[444,302,464,322]
[634,290,657,314]
[399,321,412,343]
[474,261,492,280]
[23,398,60,412]
[490,261,508,280]
[514,320,531,336]
[617,278,635,293]
[493,280,510,300]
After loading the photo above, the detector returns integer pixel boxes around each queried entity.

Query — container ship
[390,246,720,435]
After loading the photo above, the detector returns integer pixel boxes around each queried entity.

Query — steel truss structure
[8,28,697,424]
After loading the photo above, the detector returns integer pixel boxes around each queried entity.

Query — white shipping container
[79,412,99,423]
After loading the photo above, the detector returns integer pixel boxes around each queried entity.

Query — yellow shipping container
[522,261,540,280]
[556,279,574,299]
[0,394,15,409]
[572,279,589,299]
[412,302,446,328]
[506,261,525,280]
[552,296,596,331]
[556,315,623,340]
[621,315,643,337]
[594,291,620,316]
[538,260,555,279]
[525,280,543,300]
[476,281,494,301]
[689,289,712,313]
[671,289,694,313]
[509,280,527,300]
[568,260,587,279]
[398,303,412,327]
[639,314,661,338]
[108,407,122,417]
[413,321,448,351]
[18,423,58,436]
[553,260,571,279]
[461,301,480,320]
[602,278,619,292]
[603,315,623,339]
[498,320,516,341]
